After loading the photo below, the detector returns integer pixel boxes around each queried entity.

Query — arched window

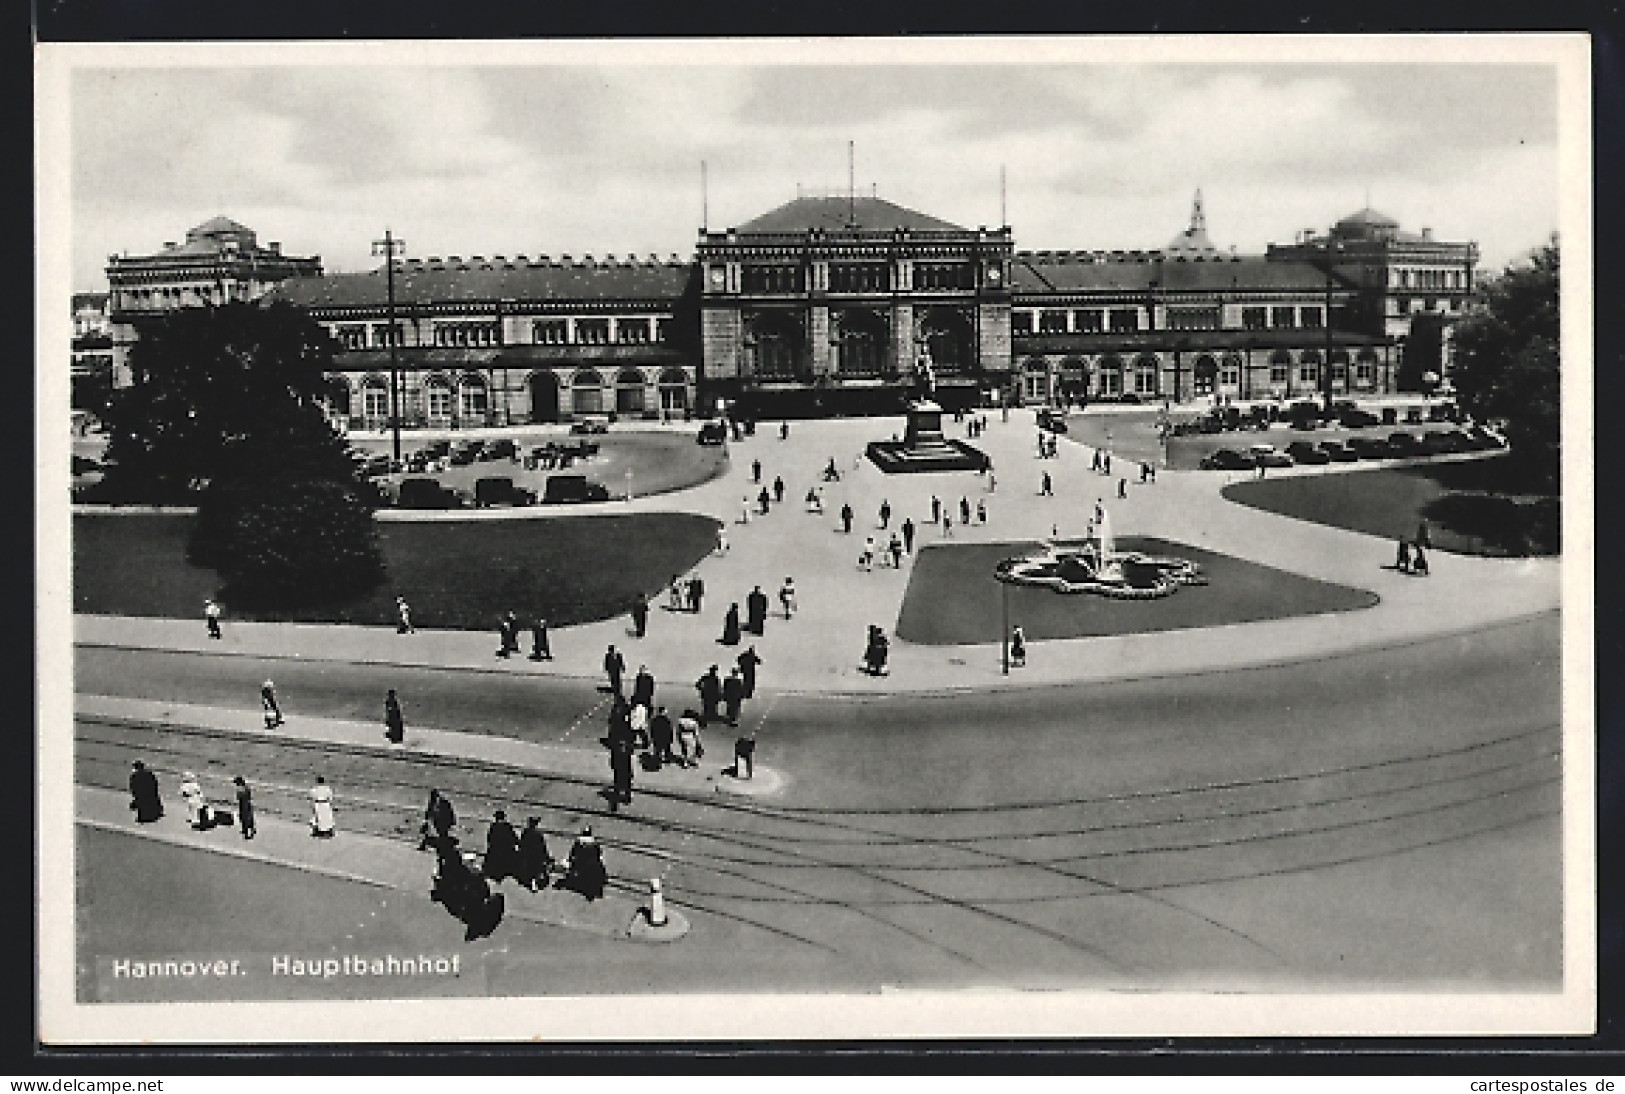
[361,376,390,429]
[1269,350,1292,386]
[459,373,489,423]
[1097,354,1124,397]
[572,369,604,415]
[423,374,454,427]
[1134,354,1160,396]
[1192,354,1218,396]
[616,367,647,414]
[1298,350,1321,386]
[657,367,689,413]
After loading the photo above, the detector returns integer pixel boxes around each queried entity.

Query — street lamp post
[372,229,406,464]
[1000,579,1010,676]
[1320,239,1339,415]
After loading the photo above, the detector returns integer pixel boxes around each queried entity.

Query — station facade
[101,192,1477,426]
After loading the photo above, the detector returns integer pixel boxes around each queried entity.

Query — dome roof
[1335,207,1399,230]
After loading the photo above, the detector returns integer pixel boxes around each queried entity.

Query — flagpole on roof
[701,160,708,232]
[848,141,856,228]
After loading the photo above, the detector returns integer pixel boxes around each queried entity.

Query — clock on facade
[709,267,726,288]
[985,265,1002,285]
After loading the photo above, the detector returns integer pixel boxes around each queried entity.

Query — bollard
[648,878,668,927]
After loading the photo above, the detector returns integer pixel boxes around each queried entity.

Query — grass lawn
[1221,454,1559,557]
[74,512,721,629]
[895,536,1376,645]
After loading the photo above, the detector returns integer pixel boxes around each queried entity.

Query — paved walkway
[75,409,1561,695]
[76,783,689,942]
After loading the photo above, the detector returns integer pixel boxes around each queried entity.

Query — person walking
[757,486,772,515]
[1395,539,1412,573]
[751,458,762,484]
[773,475,786,505]
[988,470,997,493]
[723,668,746,726]
[1010,625,1027,668]
[232,775,256,839]
[676,709,704,766]
[942,513,953,537]
[395,596,414,634]
[959,496,971,525]
[649,706,676,766]
[688,574,705,614]
[778,577,797,619]
[1118,477,1128,500]
[484,810,521,882]
[902,517,916,555]
[179,771,205,829]
[740,494,752,525]
[695,666,723,725]
[1411,543,1430,576]
[888,534,904,569]
[720,603,742,646]
[260,680,284,728]
[603,644,626,696]
[383,688,405,745]
[879,499,892,529]
[420,789,456,851]
[737,646,762,699]
[840,503,854,534]
[631,664,656,712]
[309,775,336,838]
[1092,448,1102,472]
[530,616,552,661]
[566,827,608,900]
[496,611,520,658]
[976,499,987,525]
[204,599,222,640]
[746,585,770,635]
[128,761,163,823]
[860,536,876,571]
[1040,471,1053,496]
[631,591,649,638]
[668,576,685,612]
[516,818,553,892]
[930,495,942,524]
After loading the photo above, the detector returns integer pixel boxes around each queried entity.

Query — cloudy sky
[62,46,1564,290]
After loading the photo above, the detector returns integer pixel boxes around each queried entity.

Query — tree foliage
[1451,241,1560,482]
[94,301,385,606]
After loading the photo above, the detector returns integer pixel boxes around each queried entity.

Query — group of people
[717,577,797,645]
[129,761,336,840]
[1037,432,1062,459]
[1395,520,1434,576]
[493,609,553,661]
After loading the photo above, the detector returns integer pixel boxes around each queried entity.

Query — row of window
[1395,297,1464,315]
[1395,268,1466,290]
[330,318,671,349]
[734,262,980,293]
[1014,304,1327,336]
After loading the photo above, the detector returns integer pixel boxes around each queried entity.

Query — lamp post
[1319,239,1340,415]
[1000,578,1010,676]
[372,229,406,463]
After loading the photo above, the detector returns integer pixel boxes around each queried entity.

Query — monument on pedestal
[865,353,990,474]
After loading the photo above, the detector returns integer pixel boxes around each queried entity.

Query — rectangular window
[616,319,652,344]
[1220,364,1240,386]
[1039,310,1069,334]
[1165,307,1220,331]
[1109,308,1140,333]
[1073,309,1104,332]
[333,325,367,350]
[1356,362,1374,383]
[533,319,568,344]
[434,322,499,347]
[1300,307,1323,329]
[1242,307,1268,331]
[576,319,610,345]
[915,263,974,290]
[1011,311,1034,336]
[370,323,402,348]
[1299,363,1319,384]
[656,318,673,343]
[1270,361,1290,384]
[1271,307,1297,329]
[829,264,891,293]
[742,265,804,293]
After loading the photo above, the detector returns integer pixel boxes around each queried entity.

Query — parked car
[485,438,519,460]
[1199,447,1255,471]
[542,473,612,504]
[696,420,728,446]
[1317,440,1359,463]
[1338,408,1381,428]
[396,477,465,509]
[360,454,394,477]
[1348,437,1391,460]
[422,439,452,458]
[1285,441,1332,465]
[1250,444,1294,469]
[473,476,538,507]
[570,416,611,435]
[1037,409,1068,433]
[448,440,485,466]
[1386,432,1424,457]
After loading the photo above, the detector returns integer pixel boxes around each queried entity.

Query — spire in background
[1164,189,1220,256]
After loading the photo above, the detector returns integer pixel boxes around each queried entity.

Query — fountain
[995,506,1206,600]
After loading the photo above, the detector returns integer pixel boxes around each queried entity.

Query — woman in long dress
[128,761,163,823]
[179,771,204,829]
[309,776,336,838]
[384,689,405,745]
[720,603,741,646]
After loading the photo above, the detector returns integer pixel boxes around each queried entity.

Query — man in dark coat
[603,644,626,695]
[752,458,762,483]
[610,737,636,804]
[746,586,769,635]
[384,689,405,745]
[516,818,552,891]
[567,828,608,900]
[720,603,741,646]
[773,475,786,504]
[757,486,771,515]
[420,789,456,850]
[497,611,520,658]
[530,617,552,660]
[879,499,891,529]
[129,761,163,823]
[737,646,762,699]
[840,503,854,534]
[960,496,971,525]
[902,517,916,555]
[696,665,723,724]
[630,592,649,638]
[631,665,656,711]
[232,775,256,839]
[722,668,746,726]
[649,706,676,765]
[483,810,521,882]
[687,575,705,614]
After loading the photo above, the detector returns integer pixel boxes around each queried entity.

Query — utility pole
[1322,239,1336,414]
[372,229,406,463]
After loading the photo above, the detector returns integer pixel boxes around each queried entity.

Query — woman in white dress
[309,775,336,838]
[179,771,204,829]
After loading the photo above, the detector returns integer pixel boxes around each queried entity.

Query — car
[448,440,485,466]
[423,439,452,458]
[1338,408,1381,428]
[1317,440,1359,462]
[1037,409,1068,433]
[396,477,465,509]
[1348,436,1391,460]
[542,473,612,504]
[1285,441,1332,465]
[696,420,728,445]
[1253,448,1294,469]
[473,476,537,507]
[1198,447,1255,471]
[360,454,394,477]
[570,416,611,435]
[1386,432,1423,457]
[1468,425,1508,450]
[484,438,519,460]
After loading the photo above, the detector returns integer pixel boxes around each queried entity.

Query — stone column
[892,304,914,381]
[809,306,832,377]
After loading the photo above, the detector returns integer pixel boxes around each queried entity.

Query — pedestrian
[746,585,769,635]
[737,646,762,699]
[773,475,786,504]
[930,495,941,524]
[778,577,797,618]
[695,666,723,724]
[1411,543,1430,576]
[959,496,971,525]
[260,680,283,728]
[902,518,916,555]
[734,735,757,780]
[395,596,414,634]
[1040,471,1053,496]
[1416,519,1432,551]
[976,499,987,525]
[232,775,256,839]
[805,486,822,513]
[484,810,521,882]
[688,574,705,615]
[179,771,204,829]
[720,602,742,645]
[629,698,651,750]
[668,576,685,612]
[603,644,626,695]
[888,534,903,569]
[496,611,520,658]
[840,503,854,534]
[309,775,335,838]
[606,694,634,750]
[566,827,608,901]
[756,486,770,515]
[879,499,891,529]
[383,688,405,745]
[204,599,222,640]
[530,616,552,661]
[676,709,704,766]
[752,458,762,483]
[1396,539,1412,573]
[723,668,745,726]
[1092,448,1102,472]
[1010,626,1027,668]
[863,625,890,676]
[128,761,163,823]
[1103,452,1111,475]
[631,664,656,711]
[420,789,456,850]
[860,536,876,571]
[1117,477,1127,500]
[649,705,676,765]
[516,818,553,891]
[631,591,649,638]
[780,419,790,440]
[740,495,752,524]
[942,513,953,537]
[988,471,998,493]
[1257,462,1266,480]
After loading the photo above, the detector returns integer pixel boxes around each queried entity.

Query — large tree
[95,301,385,607]
[1451,240,1561,483]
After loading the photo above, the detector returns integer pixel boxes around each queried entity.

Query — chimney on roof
[267,241,281,254]
[1421,227,1433,241]
[163,242,176,249]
